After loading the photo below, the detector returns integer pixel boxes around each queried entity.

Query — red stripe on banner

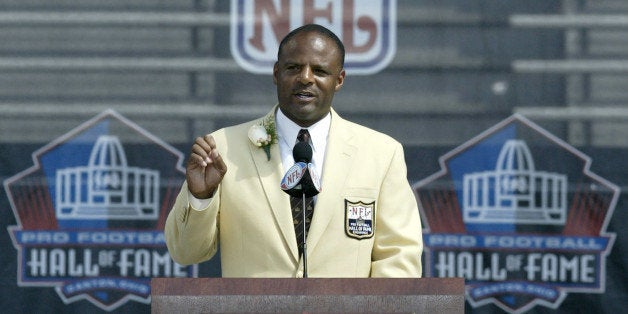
[19,185,36,229]
[583,189,598,234]
[29,181,46,229]
[445,189,465,233]
[13,186,29,227]
[434,190,448,231]
[14,176,57,230]
[564,182,610,236]
[40,176,58,229]
[591,188,611,234]
[585,190,599,234]
[421,188,465,234]
[587,189,605,234]
[430,189,447,232]
[156,185,175,230]
[564,183,588,235]
[593,194,607,231]
[422,190,440,232]
[420,190,437,231]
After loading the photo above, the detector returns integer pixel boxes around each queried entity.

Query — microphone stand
[301,191,308,278]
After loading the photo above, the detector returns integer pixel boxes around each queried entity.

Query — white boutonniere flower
[248,116,277,160]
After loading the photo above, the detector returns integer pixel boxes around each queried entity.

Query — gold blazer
[165,107,423,277]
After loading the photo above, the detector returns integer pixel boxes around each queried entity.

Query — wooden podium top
[152,277,464,296]
[151,277,465,313]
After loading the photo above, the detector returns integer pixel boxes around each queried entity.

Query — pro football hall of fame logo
[4,110,194,311]
[413,114,618,313]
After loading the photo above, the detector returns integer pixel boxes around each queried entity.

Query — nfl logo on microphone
[231,0,397,75]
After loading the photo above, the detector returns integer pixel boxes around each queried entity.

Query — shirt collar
[276,108,331,153]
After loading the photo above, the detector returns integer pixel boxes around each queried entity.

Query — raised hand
[186,134,228,199]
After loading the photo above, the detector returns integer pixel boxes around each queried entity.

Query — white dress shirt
[275,108,330,181]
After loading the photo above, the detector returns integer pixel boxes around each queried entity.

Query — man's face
[274,31,345,127]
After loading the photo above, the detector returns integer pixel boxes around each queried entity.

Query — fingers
[185,134,229,199]
[210,148,228,175]
[190,135,217,167]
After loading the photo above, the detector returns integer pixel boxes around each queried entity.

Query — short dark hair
[277,24,345,67]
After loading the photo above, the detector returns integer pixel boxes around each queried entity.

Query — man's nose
[297,66,314,84]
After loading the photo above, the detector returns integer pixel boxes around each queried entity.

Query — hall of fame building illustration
[55,135,160,220]
[462,140,567,225]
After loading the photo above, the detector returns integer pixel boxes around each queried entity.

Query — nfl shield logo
[230,0,397,74]
[345,200,375,239]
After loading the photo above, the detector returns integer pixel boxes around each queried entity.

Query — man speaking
[165,24,423,277]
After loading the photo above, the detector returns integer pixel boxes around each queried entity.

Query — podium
[151,277,465,313]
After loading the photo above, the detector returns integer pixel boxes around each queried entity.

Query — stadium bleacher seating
[0,0,627,148]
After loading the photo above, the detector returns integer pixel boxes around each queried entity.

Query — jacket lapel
[306,109,356,255]
[249,109,299,261]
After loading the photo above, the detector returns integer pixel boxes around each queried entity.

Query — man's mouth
[294,90,315,101]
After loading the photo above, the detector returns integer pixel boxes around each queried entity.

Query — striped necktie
[291,129,314,258]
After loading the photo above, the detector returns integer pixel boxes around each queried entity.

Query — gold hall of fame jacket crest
[345,200,375,239]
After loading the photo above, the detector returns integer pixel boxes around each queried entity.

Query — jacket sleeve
[370,142,423,277]
[164,181,220,265]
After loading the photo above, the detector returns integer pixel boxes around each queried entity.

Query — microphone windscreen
[293,142,312,163]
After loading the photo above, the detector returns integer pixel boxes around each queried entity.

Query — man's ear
[335,69,346,91]
[273,62,279,85]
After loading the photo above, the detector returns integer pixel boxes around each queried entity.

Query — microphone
[293,141,312,162]
[280,142,321,198]
[279,141,321,278]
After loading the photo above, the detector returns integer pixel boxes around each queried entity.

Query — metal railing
[0,57,239,72]
[0,12,230,26]
[510,14,628,28]
[514,106,628,120]
[510,13,628,74]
